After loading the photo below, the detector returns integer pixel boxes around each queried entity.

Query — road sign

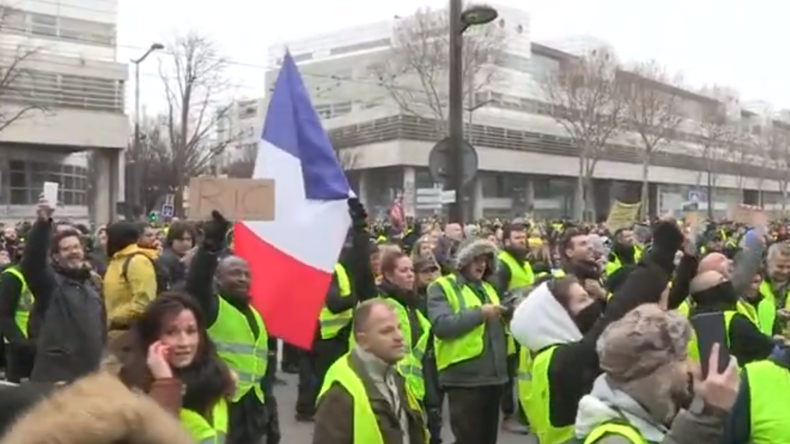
[161,204,174,217]
[416,188,442,210]
[428,137,479,185]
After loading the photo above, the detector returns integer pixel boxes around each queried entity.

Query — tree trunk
[706,171,714,219]
[640,154,650,219]
[575,155,585,220]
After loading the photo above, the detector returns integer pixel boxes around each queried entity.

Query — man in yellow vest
[752,241,790,336]
[575,304,738,444]
[0,265,36,382]
[313,299,426,444]
[605,228,640,277]
[426,239,509,444]
[184,212,278,444]
[726,345,790,444]
[493,221,532,434]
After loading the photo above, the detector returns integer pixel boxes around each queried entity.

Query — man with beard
[24,196,106,383]
[606,228,640,277]
[186,211,279,444]
[494,220,532,434]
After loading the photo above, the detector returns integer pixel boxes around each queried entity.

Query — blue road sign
[161,204,174,217]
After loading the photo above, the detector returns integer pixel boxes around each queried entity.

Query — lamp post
[447,1,497,223]
[131,43,164,215]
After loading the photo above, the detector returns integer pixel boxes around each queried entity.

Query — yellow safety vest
[583,422,648,444]
[319,264,353,340]
[687,310,736,364]
[757,281,790,336]
[736,300,759,326]
[498,251,532,357]
[430,275,501,371]
[516,344,532,415]
[206,297,268,403]
[745,359,790,444]
[3,268,33,337]
[523,346,573,444]
[180,397,229,444]
[605,247,643,277]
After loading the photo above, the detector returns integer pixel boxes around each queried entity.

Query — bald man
[688,270,774,367]
[698,226,765,300]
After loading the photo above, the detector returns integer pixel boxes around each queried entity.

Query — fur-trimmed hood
[454,239,499,271]
[0,371,194,444]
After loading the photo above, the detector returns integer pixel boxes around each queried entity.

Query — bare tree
[697,101,738,218]
[125,115,172,213]
[0,6,49,131]
[370,7,505,135]
[541,48,624,221]
[622,61,683,218]
[336,148,357,171]
[226,143,258,178]
[158,31,237,215]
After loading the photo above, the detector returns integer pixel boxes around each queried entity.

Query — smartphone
[43,181,59,205]
[690,313,731,377]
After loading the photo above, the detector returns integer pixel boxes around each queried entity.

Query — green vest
[758,281,788,336]
[497,251,534,290]
[583,422,648,444]
[523,346,573,444]
[687,310,736,364]
[207,297,268,403]
[516,344,532,415]
[318,354,385,444]
[746,359,790,444]
[180,397,229,444]
[319,264,353,339]
[3,267,33,337]
[430,275,500,371]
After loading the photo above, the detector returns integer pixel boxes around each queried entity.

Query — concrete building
[213,97,267,173]
[264,5,789,220]
[0,0,127,223]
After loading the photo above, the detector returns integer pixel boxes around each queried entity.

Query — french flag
[234,53,352,349]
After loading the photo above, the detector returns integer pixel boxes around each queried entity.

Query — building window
[4,159,88,205]
[58,16,116,46]
[329,38,391,56]
[3,9,117,46]
[30,13,57,36]
[7,70,124,112]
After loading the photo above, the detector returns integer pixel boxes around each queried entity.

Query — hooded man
[427,239,509,444]
[510,220,685,444]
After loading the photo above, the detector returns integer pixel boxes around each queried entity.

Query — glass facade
[7,159,88,205]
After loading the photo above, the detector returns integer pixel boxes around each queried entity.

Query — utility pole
[131,42,164,216]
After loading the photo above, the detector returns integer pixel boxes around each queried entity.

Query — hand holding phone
[690,313,731,377]
[692,343,740,412]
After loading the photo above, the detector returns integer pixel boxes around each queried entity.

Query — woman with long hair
[116,292,236,443]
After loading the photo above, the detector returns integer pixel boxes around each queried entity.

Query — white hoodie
[510,281,583,352]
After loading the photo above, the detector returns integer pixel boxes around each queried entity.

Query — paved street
[272,370,538,444]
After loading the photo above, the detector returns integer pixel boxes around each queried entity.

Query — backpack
[121,252,170,295]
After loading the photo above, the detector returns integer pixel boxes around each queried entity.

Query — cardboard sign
[188,178,275,220]
[605,200,641,231]
[731,204,762,224]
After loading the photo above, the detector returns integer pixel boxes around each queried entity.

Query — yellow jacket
[103,244,159,335]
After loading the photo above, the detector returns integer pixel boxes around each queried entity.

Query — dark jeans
[447,385,504,444]
[295,336,347,416]
[501,352,518,417]
[5,345,34,383]
[281,342,300,370]
[423,352,444,444]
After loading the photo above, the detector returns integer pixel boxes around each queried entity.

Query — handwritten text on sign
[189,178,275,220]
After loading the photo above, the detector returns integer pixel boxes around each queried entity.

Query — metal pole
[133,62,141,216]
[448,0,465,223]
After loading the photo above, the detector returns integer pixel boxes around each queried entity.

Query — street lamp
[131,43,164,215]
[448,1,497,223]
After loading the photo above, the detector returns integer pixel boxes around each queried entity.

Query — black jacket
[157,247,186,287]
[21,219,106,383]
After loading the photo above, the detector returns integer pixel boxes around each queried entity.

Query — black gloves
[203,211,231,252]
[348,198,368,230]
[646,220,685,278]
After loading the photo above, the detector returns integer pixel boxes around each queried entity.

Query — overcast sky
[117,0,788,114]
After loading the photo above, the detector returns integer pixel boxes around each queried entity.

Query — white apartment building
[0,0,128,223]
[213,97,267,173]
[264,5,788,219]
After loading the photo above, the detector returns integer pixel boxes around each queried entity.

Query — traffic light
[148,211,157,222]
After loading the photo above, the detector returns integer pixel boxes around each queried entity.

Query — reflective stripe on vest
[207,297,268,403]
[516,344,533,416]
[523,346,573,444]
[745,359,790,444]
[318,354,386,444]
[583,422,648,444]
[430,275,500,371]
[180,397,229,444]
[319,264,353,339]
[688,311,736,364]
[4,267,33,338]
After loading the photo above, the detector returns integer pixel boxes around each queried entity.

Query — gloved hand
[203,211,231,252]
[347,198,368,230]
[264,394,281,444]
